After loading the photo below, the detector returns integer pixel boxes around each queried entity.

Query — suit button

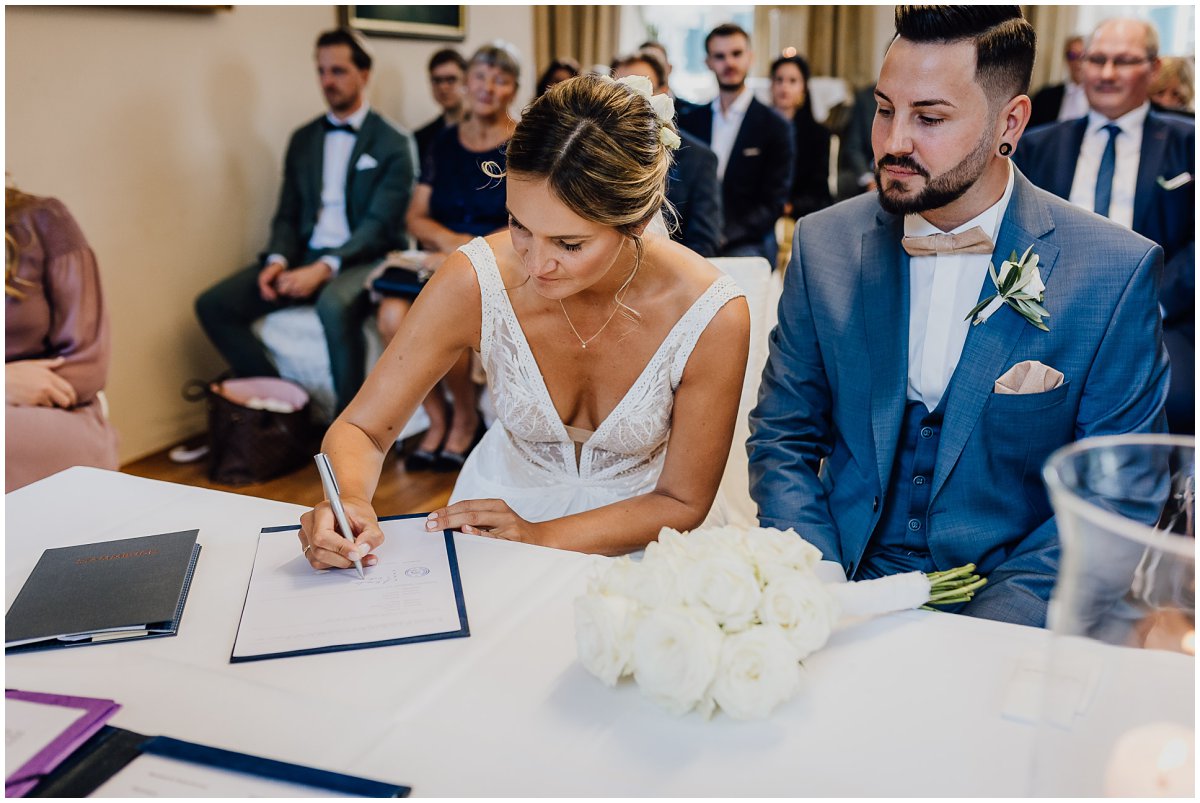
[920,427,934,439]
[913,475,927,486]
[907,519,922,532]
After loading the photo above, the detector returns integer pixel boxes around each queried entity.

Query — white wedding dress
[449,237,746,523]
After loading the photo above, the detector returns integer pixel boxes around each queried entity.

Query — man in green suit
[196,28,415,412]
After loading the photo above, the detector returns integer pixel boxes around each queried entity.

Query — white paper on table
[90,753,357,797]
[1001,651,1102,728]
[4,698,84,776]
[231,517,466,661]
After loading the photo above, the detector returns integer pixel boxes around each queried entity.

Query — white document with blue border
[230,514,469,662]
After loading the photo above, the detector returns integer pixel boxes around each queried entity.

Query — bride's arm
[432,293,751,556]
[299,249,482,568]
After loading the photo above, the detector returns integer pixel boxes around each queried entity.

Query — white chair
[705,256,783,528]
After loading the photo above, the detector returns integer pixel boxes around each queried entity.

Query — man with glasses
[1015,18,1194,435]
[1028,35,1087,128]
[414,49,467,165]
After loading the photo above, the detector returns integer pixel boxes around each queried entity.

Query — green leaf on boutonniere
[964,244,1049,331]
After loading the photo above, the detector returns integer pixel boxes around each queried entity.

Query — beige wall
[6,5,535,463]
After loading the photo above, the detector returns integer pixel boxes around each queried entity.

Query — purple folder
[5,689,120,797]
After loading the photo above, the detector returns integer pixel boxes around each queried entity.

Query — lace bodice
[461,237,745,483]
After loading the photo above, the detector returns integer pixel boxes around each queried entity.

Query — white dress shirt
[906,160,1016,411]
[1057,80,1089,121]
[1067,102,1147,231]
[269,103,371,273]
[709,87,754,183]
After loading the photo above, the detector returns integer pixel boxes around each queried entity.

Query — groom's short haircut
[893,6,1036,105]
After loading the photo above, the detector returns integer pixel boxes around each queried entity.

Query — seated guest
[195,28,414,414]
[414,49,467,166]
[750,6,1169,628]
[380,42,521,471]
[1015,17,1194,435]
[536,57,580,97]
[298,75,750,565]
[6,188,119,492]
[770,54,834,220]
[611,50,723,257]
[678,23,794,263]
[1028,35,1088,127]
[639,40,699,116]
[838,83,878,199]
[1150,56,1195,115]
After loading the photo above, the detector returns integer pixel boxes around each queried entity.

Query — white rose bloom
[588,555,644,598]
[681,548,762,631]
[650,92,676,123]
[574,593,638,687]
[615,74,654,99]
[757,572,840,659]
[631,605,723,716]
[743,527,822,579]
[710,625,802,720]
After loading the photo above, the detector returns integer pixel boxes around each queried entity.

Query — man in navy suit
[196,29,415,413]
[1028,36,1088,128]
[678,23,794,263]
[1015,18,1194,434]
[749,6,1169,628]
[612,51,723,257]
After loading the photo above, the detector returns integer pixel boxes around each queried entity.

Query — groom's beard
[875,128,993,216]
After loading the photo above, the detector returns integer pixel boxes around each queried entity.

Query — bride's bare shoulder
[645,236,727,297]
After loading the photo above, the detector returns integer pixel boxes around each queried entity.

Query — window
[1075,6,1195,57]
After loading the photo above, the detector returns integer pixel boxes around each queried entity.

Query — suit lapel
[1132,112,1167,235]
[307,118,326,223]
[727,100,759,177]
[931,175,1061,501]
[343,112,376,228]
[861,210,909,496]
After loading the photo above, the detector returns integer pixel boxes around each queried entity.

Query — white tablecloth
[5,468,1192,796]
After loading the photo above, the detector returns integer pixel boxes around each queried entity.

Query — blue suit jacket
[747,172,1169,627]
[678,97,794,251]
[668,130,723,258]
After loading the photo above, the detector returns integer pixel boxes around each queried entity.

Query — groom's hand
[425,499,546,546]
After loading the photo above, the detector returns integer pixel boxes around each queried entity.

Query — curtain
[533,6,620,77]
[754,5,879,89]
[1023,5,1082,92]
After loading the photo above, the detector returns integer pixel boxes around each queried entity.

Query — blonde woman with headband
[299,75,750,563]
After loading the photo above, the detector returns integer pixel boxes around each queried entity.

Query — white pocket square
[1157,172,1192,191]
[742,147,761,157]
[356,153,379,171]
[994,360,1064,395]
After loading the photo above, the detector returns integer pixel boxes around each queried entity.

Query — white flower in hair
[612,74,681,151]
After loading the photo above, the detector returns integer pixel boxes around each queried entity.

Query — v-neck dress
[448,237,745,523]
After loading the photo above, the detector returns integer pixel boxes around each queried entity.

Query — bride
[299,75,750,565]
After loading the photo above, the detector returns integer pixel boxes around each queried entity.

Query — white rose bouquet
[574,526,986,720]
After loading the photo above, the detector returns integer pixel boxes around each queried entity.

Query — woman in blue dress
[378,42,520,472]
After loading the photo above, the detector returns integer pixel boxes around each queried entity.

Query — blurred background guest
[1150,56,1195,115]
[770,54,833,221]
[414,48,467,166]
[611,50,723,257]
[1029,35,1088,127]
[383,41,521,471]
[535,56,579,97]
[6,187,119,492]
[638,39,699,116]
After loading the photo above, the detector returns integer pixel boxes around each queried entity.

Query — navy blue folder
[230,514,469,663]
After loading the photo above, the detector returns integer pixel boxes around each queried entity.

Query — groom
[748,6,1169,628]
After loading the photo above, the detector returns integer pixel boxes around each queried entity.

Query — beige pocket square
[742,147,761,157]
[994,360,1064,395]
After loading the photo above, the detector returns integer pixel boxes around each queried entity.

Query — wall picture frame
[341,6,465,41]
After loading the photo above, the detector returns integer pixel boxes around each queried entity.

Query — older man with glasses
[1015,17,1195,435]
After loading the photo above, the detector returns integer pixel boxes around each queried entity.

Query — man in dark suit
[196,29,415,413]
[1016,18,1194,434]
[638,40,700,118]
[413,48,466,166]
[678,23,794,263]
[612,51,723,257]
[749,6,1169,628]
[1028,35,1087,128]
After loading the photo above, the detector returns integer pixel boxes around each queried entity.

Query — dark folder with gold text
[5,530,201,652]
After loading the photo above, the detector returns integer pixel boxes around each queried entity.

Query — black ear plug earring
[998,142,1013,157]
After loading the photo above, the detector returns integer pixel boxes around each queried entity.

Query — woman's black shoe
[433,419,486,473]
[405,447,441,472]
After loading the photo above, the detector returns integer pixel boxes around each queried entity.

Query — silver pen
[314,453,365,579]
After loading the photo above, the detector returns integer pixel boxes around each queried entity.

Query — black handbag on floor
[185,377,314,485]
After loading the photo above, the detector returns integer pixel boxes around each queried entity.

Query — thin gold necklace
[559,298,621,349]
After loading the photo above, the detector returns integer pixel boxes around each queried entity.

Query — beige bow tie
[901,226,995,257]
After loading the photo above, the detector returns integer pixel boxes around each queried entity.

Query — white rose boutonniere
[965,244,1050,331]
